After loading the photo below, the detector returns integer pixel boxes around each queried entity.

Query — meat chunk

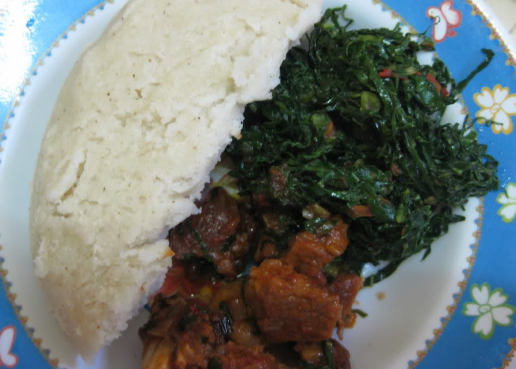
[168,189,243,277]
[213,342,278,369]
[282,220,349,284]
[328,272,363,331]
[244,259,342,342]
[328,272,363,314]
[332,340,352,369]
[295,340,351,369]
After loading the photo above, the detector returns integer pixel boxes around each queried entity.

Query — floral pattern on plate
[463,283,516,340]
[474,85,516,135]
[497,183,516,223]
[426,0,463,43]
[0,325,18,368]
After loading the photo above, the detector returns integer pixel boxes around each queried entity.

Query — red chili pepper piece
[379,69,393,78]
[379,68,408,80]
[425,73,442,93]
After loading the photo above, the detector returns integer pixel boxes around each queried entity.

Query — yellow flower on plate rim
[474,85,516,135]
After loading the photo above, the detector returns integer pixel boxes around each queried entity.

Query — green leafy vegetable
[353,309,369,318]
[457,49,494,93]
[324,340,335,369]
[227,7,498,284]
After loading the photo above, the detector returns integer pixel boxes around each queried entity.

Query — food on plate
[228,9,498,285]
[29,0,323,361]
[139,7,498,368]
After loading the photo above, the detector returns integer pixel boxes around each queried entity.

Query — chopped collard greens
[226,7,498,285]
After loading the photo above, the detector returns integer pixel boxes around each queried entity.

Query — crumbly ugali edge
[30,0,323,362]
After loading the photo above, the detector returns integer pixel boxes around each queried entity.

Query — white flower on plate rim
[474,85,516,135]
[463,283,515,340]
[497,183,516,223]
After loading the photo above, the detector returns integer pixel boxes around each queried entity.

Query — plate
[1,0,515,368]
